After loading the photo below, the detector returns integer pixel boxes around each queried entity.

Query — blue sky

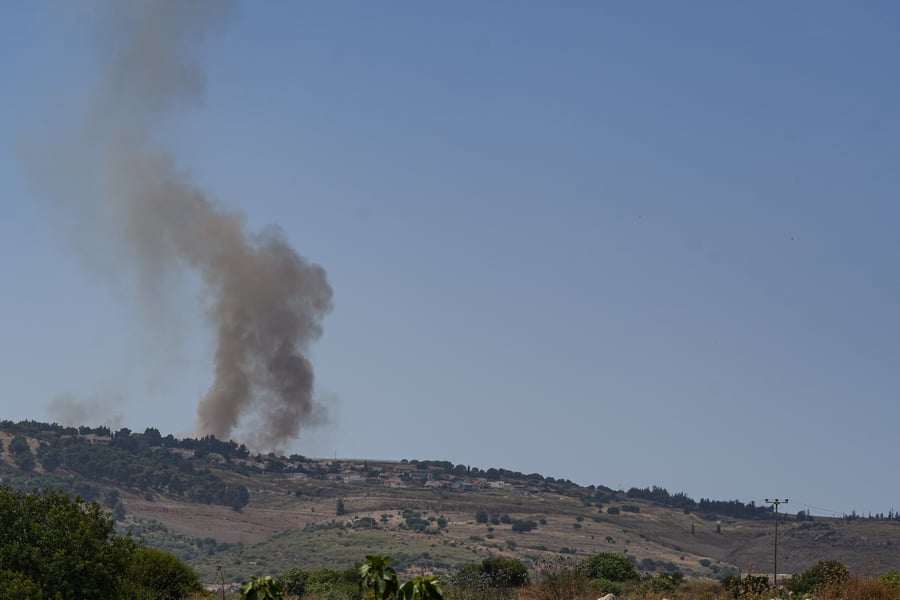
[2,2,900,517]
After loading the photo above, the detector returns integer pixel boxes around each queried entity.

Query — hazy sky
[2,2,899,518]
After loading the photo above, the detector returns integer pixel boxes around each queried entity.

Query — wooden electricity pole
[765,498,788,586]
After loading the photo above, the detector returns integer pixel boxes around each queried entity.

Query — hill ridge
[2,419,899,582]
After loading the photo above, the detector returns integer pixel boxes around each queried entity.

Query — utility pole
[765,498,788,586]
[217,565,226,600]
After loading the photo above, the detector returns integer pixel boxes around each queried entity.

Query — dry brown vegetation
[113,466,900,585]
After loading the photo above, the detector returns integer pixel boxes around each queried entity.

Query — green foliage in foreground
[398,576,444,600]
[282,566,362,599]
[0,486,203,600]
[242,575,284,600]
[360,555,400,600]
[242,554,900,600]
[0,569,44,600]
[125,546,205,599]
[0,485,133,598]
[721,574,769,599]
[276,556,444,600]
[786,559,850,595]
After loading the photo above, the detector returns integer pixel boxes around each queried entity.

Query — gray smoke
[38,1,333,448]
[48,392,124,430]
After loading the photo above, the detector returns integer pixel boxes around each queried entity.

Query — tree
[359,554,399,600]
[10,435,35,471]
[125,546,203,600]
[785,560,849,595]
[455,558,529,589]
[282,568,309,597]
[511,519,537,533]
[475,509,488,524]
[337,498,347,515]
[0,486,135,599]
[105,489,120,509]
[0,569,43,600]
[579,553,639,582]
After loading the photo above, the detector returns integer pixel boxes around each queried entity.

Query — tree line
[625,485,772,519]
[1,421,250,510]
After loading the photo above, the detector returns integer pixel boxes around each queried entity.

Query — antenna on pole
[765,498,788,587]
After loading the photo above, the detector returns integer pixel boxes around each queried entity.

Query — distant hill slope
[2,420,899,584]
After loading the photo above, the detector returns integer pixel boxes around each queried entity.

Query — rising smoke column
[46,1,333,448]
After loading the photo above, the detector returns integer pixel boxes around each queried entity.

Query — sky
[1,1,899,518]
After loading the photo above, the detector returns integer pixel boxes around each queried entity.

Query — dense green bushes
[579,552,639,583]
[0,486,203,600]
[125,546,204,599]
[786,560,850,595]
[282,566,362,599]
[281,557,444,600]
[453,557,530,590]
[0,486,133,597]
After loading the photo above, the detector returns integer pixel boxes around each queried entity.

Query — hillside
[2,420,899,585]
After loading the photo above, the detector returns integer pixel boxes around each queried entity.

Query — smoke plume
[38,1,333,448]
[48,392,124,430]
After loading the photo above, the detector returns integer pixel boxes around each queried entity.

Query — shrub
[532,565,593,600]
[636,572,684,594]
[405,516,430,532]
[453,557,529,589]
[282,568,308,597]
[511,519,537,533]
[843,575,900,600]
[882,571,900,589]
[722,574,769,599]
[591,577,622,596]
[579,552,639,582]
[785,560,849,595]
[126,546,204,600]
[303,567,362,600]
[354,517,378,529]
